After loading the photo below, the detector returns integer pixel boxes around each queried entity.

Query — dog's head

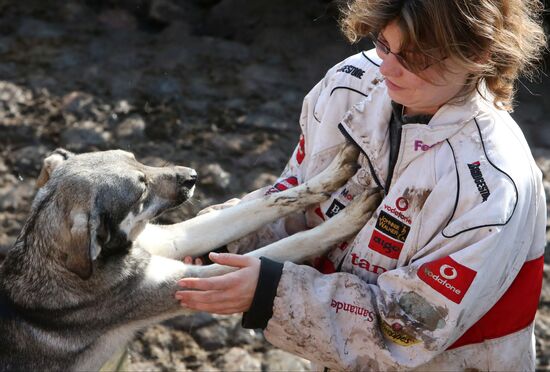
[32,148,197,280]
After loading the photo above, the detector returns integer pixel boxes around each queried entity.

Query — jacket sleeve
[262,161,546,370]
[226,73,334,254]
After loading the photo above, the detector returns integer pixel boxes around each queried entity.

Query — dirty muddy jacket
[242,49,546,371]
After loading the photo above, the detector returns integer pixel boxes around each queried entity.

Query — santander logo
[417,256,477,304]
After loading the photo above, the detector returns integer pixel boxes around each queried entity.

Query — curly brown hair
[339,0,547,111]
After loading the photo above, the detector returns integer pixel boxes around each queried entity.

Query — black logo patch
[337,65,365,79]
[326,199,345,217]
[375,211,410,242]
[467,161,490,202]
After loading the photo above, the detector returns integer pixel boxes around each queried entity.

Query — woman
[176,0,547,370]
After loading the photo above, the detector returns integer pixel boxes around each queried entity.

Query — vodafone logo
[395,197,409,211]
[440,264,457,280]
[417,256,477,304]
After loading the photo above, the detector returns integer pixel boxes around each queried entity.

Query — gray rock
[17,18,64,39]
[217,347,262,371]
[230,325,264,347]
[61,92,95,115]
[0,37,13,54]
[149,0,203,25]
[0,81,33,106]
[0,181,34,212]
[140,75,183,99]
[191,322,229,351]
[11,145,49,177]
[199,163,232,191]
[53,50,81,70]
[164,312,216,331]
[116,115,146,141]
[263,349,310,371]
[238,112,292,131]
[98,9,138,30]
[60,121,111,151]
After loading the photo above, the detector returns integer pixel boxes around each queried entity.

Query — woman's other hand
[175,252,260,314]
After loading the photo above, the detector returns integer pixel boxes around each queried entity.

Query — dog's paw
[309,142,360,193]
[343,188,383,227]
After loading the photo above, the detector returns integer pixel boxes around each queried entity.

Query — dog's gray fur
[0,144,380,371]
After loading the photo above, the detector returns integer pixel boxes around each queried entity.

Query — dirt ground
[0,1,549,370]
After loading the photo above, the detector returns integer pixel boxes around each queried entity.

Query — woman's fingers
[178,274,234,291]
[208,252,254,268]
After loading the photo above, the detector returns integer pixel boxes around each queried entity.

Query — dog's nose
[176,168,198,189]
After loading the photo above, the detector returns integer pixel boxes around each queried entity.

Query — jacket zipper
[338,123,386,193]
[335,119,402,273]
[385,112,403,190]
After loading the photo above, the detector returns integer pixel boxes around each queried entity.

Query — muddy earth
[0,1,549,370]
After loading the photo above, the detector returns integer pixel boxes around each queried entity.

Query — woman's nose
[379,53,403,78]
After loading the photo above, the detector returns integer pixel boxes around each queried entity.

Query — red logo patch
[296,135,305,165]
[368,230,403,259]
[314,206,325,221]
[417,256,477,304]
[265,176,298,195]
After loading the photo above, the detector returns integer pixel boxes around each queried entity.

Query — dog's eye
[138,174,147,185]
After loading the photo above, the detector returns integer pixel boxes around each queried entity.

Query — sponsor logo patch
[340,187,354,201]
[265,176,298,195]
[296,135,305,165]
[375,211,410,242]
[314,206,325,221]
[417,256,477,304]
[331,299,375,321]
[383,204,412,225]
[414,140,433,152]
[337,241,349,251]
[467,161,490,202]
[351,253,387,274]
[336,65,365,79]
[368,230,403,259]
[326,199,345,218]
[381,321,421,347]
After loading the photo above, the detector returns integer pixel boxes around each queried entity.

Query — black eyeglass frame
[368,32,444,73]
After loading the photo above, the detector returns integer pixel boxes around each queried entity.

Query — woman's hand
[175,252,260,315]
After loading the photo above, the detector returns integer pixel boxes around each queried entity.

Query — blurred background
[0,0,548,370]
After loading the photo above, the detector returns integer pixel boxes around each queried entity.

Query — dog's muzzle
[176,167,198,201]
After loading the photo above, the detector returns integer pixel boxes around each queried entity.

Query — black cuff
[242,257,284,330]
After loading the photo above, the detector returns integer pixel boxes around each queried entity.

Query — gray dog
[0,145,380,371]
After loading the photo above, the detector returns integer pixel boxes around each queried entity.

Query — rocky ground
[0,0,549,370]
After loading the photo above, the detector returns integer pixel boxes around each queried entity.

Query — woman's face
[377,21,470,116]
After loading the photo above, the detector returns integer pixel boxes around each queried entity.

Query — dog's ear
[36,148,74,188]
[65,210,106,280]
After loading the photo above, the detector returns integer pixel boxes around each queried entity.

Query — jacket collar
[340,77,486,154]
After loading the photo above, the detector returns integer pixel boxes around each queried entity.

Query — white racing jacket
[249,49,546,371]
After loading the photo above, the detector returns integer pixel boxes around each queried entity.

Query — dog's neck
[0,289,16,319]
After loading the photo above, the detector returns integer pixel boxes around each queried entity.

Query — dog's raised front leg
[136,143,360,259]
[192,189,382,278]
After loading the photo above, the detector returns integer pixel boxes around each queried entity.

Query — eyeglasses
[368,33,443,73]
